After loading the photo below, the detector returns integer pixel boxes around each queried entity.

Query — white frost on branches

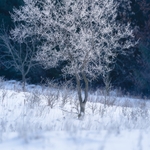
[11,0,134,79]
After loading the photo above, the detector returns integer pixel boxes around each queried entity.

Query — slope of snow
[0,79,150,150]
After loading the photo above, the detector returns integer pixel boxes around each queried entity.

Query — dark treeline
[0,0,150,97]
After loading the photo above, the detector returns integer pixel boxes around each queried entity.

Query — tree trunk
[75,72,89,119]
[22,74,26,91]
[78,101,86,118]
[103,72,111,107]
[82,72,88,103]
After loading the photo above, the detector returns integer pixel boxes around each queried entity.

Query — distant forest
[0,0,150,97]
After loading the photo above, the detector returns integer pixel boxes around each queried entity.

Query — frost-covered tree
[0,28,37,90]
[10,0,135,117]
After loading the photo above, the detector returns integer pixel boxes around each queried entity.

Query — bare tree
[10,0,135,117]
[0,28,37,90]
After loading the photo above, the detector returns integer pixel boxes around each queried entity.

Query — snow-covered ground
[0,78,150,150]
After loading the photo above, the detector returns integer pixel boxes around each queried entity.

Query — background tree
[0,0,24,79]
[10,0,135,117]
[0,28,37,90]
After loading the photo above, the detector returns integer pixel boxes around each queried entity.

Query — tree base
[78,112,84,120]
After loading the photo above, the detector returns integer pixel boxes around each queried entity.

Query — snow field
[0,79,150,149]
